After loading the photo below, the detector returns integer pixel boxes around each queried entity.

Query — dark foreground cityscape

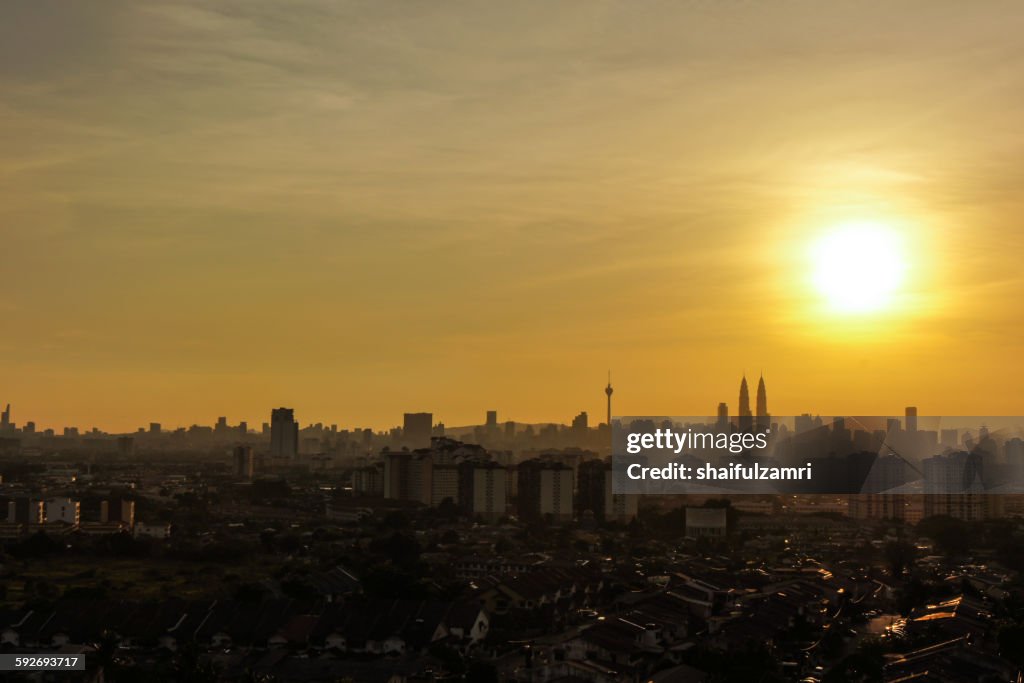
[1,380,1024,683]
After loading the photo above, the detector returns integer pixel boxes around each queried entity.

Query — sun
[809,221,907,314]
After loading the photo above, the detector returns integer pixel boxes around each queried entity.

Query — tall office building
[1008,438,1024,482]
[716,403,729,431]
[606,479,639,524]
[905,406,918,433]
[517,459,574,523]
[795,413,821,434]
[755,375,769,431]
[403,412,433,449]
[738,376,752,432]
[577,459,608,520]
[432,462,460,506]
[458,461,508,522]
[270,408,299,459]
[234,445,255,479]
[117,436,135,456]
[383,450,433,505]
[0,404,9,430]
[578,458,637,524]
[352,463,384,496]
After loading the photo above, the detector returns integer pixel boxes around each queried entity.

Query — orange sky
[3,1,1024,432]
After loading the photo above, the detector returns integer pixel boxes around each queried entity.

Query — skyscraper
[577,459,608,521]
[1,404,9,429]
[716,403,729,430]
[738,376,752,432]
[384,450,433,505]
[403,412,433,448]
[575,458,635,523]
[738,377,750,416]
[116,436,135,456]
[270,407,299,459]
[756,375,767,417]
[905,406,918,432]
[517,459,574,523]
[756,374,769,430]
[458,460,508,523]
[234,445,255,479]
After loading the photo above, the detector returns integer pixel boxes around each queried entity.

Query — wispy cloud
[3,0,1024,428]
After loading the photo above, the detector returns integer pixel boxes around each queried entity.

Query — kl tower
[605,372,614,426]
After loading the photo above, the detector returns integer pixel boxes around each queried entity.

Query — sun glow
[809,221,908,314]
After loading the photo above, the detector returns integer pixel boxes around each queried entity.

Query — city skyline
[0,374,982,436]
[9,374,743,434]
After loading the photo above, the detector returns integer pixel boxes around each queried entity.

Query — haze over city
[4,1,1024,431]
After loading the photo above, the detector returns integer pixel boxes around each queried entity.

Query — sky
[3,1,1024,432]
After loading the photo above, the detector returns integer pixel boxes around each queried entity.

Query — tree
[883,540,916,579]
[281,577,319,600]
[428,643,465,676]
[172,643,220,683]
[627,517,643,539]
[92,630,121,681]
[917,516,971,556]
[361,565,431,599]
[369,532,421,568]
[382,511,410,530]
[465,661,499,683]
[234,582,271,602]
[276,533,302,555]
[599,536,620,555]
[823,637,885,683]
[998,625,1024,668]
[435,498,461,520]
[12,531,62,558]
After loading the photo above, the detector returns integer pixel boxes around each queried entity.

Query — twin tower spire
[738,374,768,421]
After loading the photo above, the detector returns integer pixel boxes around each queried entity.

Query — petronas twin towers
[738,374,769,430]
